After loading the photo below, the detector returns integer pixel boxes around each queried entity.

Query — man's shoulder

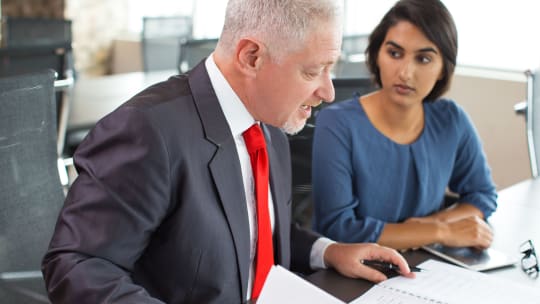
[124,74,192,109]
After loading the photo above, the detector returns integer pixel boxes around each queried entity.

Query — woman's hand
[437,215,493,249]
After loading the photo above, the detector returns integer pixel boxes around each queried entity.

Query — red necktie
[243,123,274,300]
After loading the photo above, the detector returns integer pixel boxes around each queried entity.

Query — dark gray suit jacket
[42,62,319,303]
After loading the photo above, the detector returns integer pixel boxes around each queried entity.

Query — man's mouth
[301,100,323,110]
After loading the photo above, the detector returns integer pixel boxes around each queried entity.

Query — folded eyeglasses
[520,239,539,279]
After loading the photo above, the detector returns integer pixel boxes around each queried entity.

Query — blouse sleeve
[311,106,385,243]
[448,104,498,218]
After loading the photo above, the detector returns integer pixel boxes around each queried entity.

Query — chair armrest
[514,101,527,116]
[58,157,76,193]
[54,76,74,91]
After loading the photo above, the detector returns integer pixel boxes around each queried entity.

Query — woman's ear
[234,38,265,77]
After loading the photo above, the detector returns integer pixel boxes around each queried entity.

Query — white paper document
[352,259,540,304]
[257,265,345,304]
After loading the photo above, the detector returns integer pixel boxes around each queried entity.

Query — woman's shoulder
[426,98,468,121]
[322,97,360,111]
[425,98,474,138]
[316,98,363,121]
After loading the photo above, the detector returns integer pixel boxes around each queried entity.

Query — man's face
[247,22,341,134]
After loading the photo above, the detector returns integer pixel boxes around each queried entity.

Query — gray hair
[218,0,342,62]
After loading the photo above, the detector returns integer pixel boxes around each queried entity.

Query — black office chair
[288,78,377,227]
[141,16,193,72]
[2,17,72,49]
[515,69,540,178]
[0,17,75,157]
[0,70,65,303]
[177,38,219,73]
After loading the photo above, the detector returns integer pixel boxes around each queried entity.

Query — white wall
[447,68,530,189]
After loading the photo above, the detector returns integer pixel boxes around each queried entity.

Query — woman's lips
[394,84,414,95]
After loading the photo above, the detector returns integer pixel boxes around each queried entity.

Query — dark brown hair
[365,0,458,102]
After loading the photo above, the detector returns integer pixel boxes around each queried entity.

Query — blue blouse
[311,96,497,243]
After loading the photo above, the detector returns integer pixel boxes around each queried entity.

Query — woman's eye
[417,55,432,64]
[388,49,401,58]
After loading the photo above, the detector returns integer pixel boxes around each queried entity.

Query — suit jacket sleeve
[290,223,321,274]
[42,106,170,303]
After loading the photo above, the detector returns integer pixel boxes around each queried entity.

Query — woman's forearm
[377,203,493,250]
[377,221,444,250]
[424,202,485,222]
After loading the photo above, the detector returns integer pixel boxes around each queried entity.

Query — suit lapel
[188,62,250,300]
[262,125,290,266]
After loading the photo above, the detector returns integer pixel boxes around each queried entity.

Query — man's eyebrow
[323,60,337,67]
[385,40,439,54]
[308,61,335,70]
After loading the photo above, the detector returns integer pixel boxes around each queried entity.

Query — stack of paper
[257,265,344,304]
[354,259,540,304]
[257,260,540,304]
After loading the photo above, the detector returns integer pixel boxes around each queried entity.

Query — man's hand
[323,243,415,283]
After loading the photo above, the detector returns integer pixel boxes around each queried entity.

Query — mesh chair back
[178,38,218,73]
[0,17,74,156]
[0,70,64,276]
[0,47,68,78]
[142,16,193,72]
[0,17,72,78]
[2,17,72,48]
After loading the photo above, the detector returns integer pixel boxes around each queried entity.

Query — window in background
[127,0,540,72]
[444,0,540,71]
[127,0,193,34]
[191,0,226,38]
[127,0,225,39]
[343,0,540,71]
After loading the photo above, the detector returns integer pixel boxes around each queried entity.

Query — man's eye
[306,70,322,78]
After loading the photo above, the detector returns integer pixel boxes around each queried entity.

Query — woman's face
[376,21,444,107]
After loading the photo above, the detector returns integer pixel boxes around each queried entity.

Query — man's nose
[317,75,335,104]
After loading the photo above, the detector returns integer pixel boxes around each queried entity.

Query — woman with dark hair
[312,0,497,250]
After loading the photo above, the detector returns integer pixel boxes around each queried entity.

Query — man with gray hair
[42,0,413,303]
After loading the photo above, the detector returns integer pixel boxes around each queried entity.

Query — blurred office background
[3,0,539,75]
[1,0,539,189]
[2,2,540,303]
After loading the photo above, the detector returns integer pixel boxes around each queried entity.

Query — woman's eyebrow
[385,40,439,54]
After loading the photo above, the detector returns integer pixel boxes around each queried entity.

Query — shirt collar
[205,54,255,137]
